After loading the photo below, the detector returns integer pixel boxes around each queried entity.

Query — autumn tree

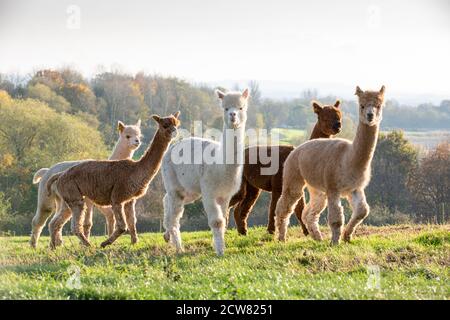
[408,142,450,223]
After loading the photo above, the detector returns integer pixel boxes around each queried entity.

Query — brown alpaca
[46,112,181,248]
[229,100,342,235]
[275,86,386,245]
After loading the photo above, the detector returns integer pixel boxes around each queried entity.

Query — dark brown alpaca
[46,112,181,248]
[229,100,342,235]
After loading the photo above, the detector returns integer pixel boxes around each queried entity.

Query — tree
[367,131,418,214]
[26,83,71,112]
[0,91,108,218]
[408,142,450,223]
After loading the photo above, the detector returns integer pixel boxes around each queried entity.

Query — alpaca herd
[29,86,386,256]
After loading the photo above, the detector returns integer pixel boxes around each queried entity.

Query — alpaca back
[289,138,360,192]
[55,159,136,206]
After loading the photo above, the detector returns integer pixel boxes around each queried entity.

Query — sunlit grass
[0,225,448,299]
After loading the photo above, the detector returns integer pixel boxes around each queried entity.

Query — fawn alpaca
[162,89,249,256]
[275,86,386,244]
[30,120,142,248]
[229,100,342,235]
[47,113,180,248]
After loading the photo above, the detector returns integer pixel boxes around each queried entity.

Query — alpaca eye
[361,105,365,109]
[225,108,229,111]
[126,135,130,139]
[239,107,243,110]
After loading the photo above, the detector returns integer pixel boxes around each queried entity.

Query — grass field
[0,225,449,300]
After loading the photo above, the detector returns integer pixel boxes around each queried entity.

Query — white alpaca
[161,89,249,256]
[30,120,142,248]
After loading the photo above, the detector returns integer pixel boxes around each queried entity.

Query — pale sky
[0,0,449,102]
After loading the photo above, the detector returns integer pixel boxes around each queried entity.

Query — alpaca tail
[46,172,62,196]
[32,168,49,184]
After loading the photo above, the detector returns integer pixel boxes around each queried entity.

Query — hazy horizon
[1,0,449,105]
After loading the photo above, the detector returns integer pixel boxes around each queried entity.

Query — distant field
[271,128,306,145]
[272,128,449,149]
[394,131,450,149]
[1,225,448,299]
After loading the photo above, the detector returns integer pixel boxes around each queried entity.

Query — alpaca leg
[162,193,185,252]
[219,198,231,231]
[100,203,127,248]
[48,203,72,249]
[267,191,281,234]
[293,196,309,236]
[231,178,247,231]
[97,206,115,236]
[303,188,327,241]
[82,200,94,241]
[234,184,260,235]
[68,200,91,247]
[327,192,344,245]
[124,200,138,244]
[202,196,226,256]
[30,200,54,248]
[343,189,369,242]
[275,182,305,242]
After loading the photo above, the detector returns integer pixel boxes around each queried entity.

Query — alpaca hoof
[330,239,341,246]
[267,228,275,235]
[176,247,185,254]
[163,232,170,243]
[277,235,287,242]
[311,232,323,241]
[301,227,309,236]
[100,241,110,248]
[81,241,92,247]
[29,240,37,249]
[343,233,352,243]
[237,229,247,236]
[131,237,139,245]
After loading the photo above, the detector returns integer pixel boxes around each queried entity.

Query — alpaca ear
[136,119,141,127]
[379,85,386,95]
[334,100,341,108]
[152,115,161,123]
[215,89,226,100]
[355,86,363,96]
[173,111,181,119]
[312,101,323,114]
[242,88,250,100]
[118,121,125,133]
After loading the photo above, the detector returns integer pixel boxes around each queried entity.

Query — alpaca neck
[349,121,379,171]
[310,123,331,140]
[137,130,171,183]
[220,124,245,166]
[109,139,135,160]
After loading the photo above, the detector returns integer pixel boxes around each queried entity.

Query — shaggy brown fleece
[46,112,180,248]
[229,100,342,235]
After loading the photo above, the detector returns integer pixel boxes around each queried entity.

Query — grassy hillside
[0,225,448,300]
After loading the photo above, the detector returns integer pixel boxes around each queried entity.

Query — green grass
[0,225,449,300]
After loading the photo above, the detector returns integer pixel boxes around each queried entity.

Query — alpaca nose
[367,113,374,122]
[333,121,341,130]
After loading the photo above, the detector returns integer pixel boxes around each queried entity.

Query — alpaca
[229,100,342,235]
[161,89,249,256]
[275,86,386,245]
[29,120,142,248]
[46,112,180,248]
